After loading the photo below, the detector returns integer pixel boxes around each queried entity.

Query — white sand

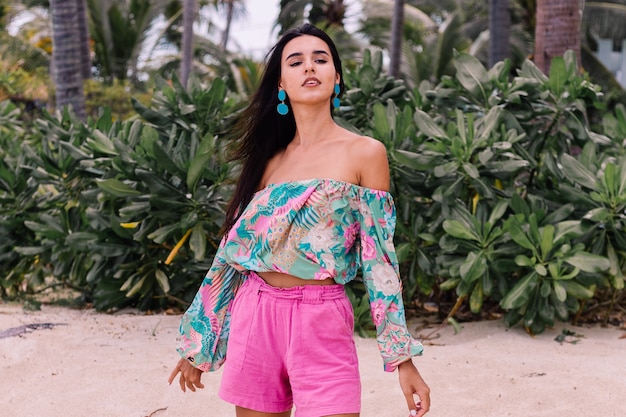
[1,302,624,417]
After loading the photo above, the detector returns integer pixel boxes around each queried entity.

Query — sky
[224,0,361,58]
[8,0,363,70]
[224,0,281,58]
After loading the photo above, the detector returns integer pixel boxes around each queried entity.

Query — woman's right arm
[176,242,246,372]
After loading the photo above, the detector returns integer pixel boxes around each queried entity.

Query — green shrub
[1,50,624,336]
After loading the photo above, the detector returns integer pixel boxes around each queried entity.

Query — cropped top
[176,178,423,372]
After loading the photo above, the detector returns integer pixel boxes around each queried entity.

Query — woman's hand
[168,358,205,392]
[398,359,430,416]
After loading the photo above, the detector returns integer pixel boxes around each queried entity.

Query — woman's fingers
[167,361,181,385]
[179,373,187,392]
[169,358,205,393]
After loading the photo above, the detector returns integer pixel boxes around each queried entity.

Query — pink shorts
[218,271,361,416]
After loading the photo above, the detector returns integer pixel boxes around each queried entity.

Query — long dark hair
[221,23,344,234]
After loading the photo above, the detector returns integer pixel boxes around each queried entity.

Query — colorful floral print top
[177,178,424,372]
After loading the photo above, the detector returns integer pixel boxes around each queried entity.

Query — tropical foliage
[1,0,625,336]
[2,48,625,335]
[338,49,623,334]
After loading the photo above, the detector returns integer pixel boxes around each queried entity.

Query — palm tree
[155,0,245,77]
[87,0,173,84]
[389,0,404,78]
[275,0,359,63]
[276,0,348,33]
[220,0,235,51]
[489,0,510,67]
[534,0,581,73]
[581,1,626,93]
[49,0,86,119]
[76,0,91,79]
[180,0,195,87]
[359,1,468,85]
[583,1,626,44]
[405,0,532,67]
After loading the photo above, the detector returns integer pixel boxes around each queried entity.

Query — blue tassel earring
[277,89,289,115]
[332,84,341,109]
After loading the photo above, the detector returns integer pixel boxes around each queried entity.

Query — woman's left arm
[357,137,431,416]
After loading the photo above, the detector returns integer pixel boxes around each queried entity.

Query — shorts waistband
[247,271,345,304]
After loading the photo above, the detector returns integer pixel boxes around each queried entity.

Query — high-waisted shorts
[218,271,361,417]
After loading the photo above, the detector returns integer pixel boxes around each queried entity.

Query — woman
[168,23,430,417]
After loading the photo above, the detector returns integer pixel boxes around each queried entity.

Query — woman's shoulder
[335,129,385,159]
[349,134,386,156]
[344,134,389,191]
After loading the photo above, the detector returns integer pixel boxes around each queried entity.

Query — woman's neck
[290,105,336,146]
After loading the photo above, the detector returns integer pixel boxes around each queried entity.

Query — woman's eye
[315,59,328,64]
[289,61,302,67]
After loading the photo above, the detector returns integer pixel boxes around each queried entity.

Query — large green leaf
[391,149,437,171]
[462,162,479,179]
[155,269,170,294]
[560,154,600,191]
[506,217,536,252]
[372,102,391,140]
[186,135,215,191]
[553,221,585,243]
[539,225,555,259]
[469,281,484,313]
[434,161,459,177]
[86,130,117,155]
[560,280,595,299]
[147,223,180,244]
[564,252,610,273]
[152,141,183,176]
[453,51,489,99]
[459,251,487,283]
[414,109,447,140]
[189,223,207,261]
[488,199,509,226]
[475,106,502,142]
[548,56,567,97]
[97,179,142,197]
[484,160,530,173]
[500,272,538,310]
[395,242,413,264]
[443,219,480,242]
[553,281,567,302]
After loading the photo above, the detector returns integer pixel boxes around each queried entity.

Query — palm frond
[359,1,436,51]
[584,1,626,42]
[434,11,465,79]
[0,30,49,70]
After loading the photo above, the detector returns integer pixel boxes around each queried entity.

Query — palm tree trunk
[76,0,91,80]
[221,0,234,52]
[390,0,404,78]
[489,0,511,67]
[49,0,86,120]
[180,0,195,88]
[534,0,582,73]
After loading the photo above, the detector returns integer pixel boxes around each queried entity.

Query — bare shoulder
[348,135,390,191]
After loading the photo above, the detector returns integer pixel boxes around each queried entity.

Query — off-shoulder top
[177,178,423,372]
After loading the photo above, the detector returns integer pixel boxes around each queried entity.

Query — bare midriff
[256,271,337,288]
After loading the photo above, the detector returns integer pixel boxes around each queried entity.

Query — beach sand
[1,302,624,417]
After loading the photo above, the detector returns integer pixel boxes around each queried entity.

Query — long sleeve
[176,241,246,372]
[358,190,424,372]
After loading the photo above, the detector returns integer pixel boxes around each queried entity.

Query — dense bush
[1,51,624,335]
[1,77,242,310]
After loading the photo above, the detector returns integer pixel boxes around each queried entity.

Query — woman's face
[279,35,339,108]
